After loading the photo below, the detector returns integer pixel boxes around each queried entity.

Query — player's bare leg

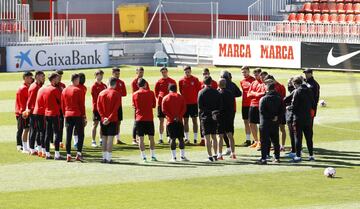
[91,121,99,147]
[149,135,157,161]
[116,122,126,144]
[217,134,224,160]
[211,134,218,160]
[191,117,198,144]
[249,123,259,148]
[22,128,29,153]
[158,117,165,144]
[242,119,252,146]
[280,124,286,151]
[204,135,213,162]
[183,117,190,143]
[226,132,236,159]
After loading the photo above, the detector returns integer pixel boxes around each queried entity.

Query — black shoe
[158,140,164,145]
[207,157,214,162]
[193,140,197,144]
[241,140,252,147]
[101,159,108,164]
[213,155,218,161]
[256,159,267,165]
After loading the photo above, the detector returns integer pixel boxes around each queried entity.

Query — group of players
[15,65,320,164]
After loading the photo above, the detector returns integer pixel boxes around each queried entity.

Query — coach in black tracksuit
[284,78,296,155]
[258,82,283,164]
[303,69,320,117]
[290,76,315,162]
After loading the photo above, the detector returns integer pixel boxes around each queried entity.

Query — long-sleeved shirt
[240,76,256,107]
[162,92,186,124]
[132,88,156,122]
[61,85,86,117]
[248,79,266,107]
[27,82,43,114]
[259,90,283,128]
[198,86,222,120]
[91,82,107,112]
[43,85,62,117]
[97,88,121,123]
[305,77,320,115]
[33,87,45,116]
[114,78,127,107]
[131,77,149,93]
[15,83,29,116]
[218,88,235,119]
[201,80,218,90]
[155,77,176,106]
[290,84,314,125]
[179,75,201,105]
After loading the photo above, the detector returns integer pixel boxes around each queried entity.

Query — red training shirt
[240,76,256,107]
[114,78,127,106]
[162,92,186,124]
[200,80,218,90]
[27,82,43,114]
[132,88,156,122]
[61,85,86,117]
[43,85,62,117]
[131,77,149,93]
[15,83,29,116]
[274,82,286,100]
[179,75,201,105]
[33,87,45,116]
[91,82,107,112]
[154,77,176,106]
[97,88,121,123]
[248,79,266,107]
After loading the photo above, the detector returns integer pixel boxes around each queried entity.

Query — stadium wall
[31,0,256,36]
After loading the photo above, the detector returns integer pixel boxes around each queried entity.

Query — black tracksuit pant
[294,122,313,158]
[29,114,44,149]
[65,117,84,155]
[16,116,27,146]
[36,115,45,149]
[45,116,60,152]
[260,123,280,160]
[287,121,296,153]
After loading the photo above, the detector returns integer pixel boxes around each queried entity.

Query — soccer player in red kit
[27,71,45,155]
[162,84,189,162]
[154,67,176,144]
[240,66,256,147]
[62,74,87,162]
[133,78,157,162]
[43,73,62,160]
[33,85,46,157]
[91,70,107,147]
[15,71,33,152]
[131,67,149,145]
[247,69,267,149]
[73,73,87,148]
[97,78,122,163]
[179,66,201,144]
[55,70,66,148]
[112,67,127,144]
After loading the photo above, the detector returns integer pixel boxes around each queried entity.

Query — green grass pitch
[0,66,359,209]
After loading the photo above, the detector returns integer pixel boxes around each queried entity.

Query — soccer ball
[319,100,327,107]
[324,167,336,178]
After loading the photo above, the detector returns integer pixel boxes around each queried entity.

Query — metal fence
[248,0,291,21]
[1,19,86,46]
[218,19,360,44]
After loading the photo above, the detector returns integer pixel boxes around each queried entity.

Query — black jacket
[290,84,314,125]
[225,79,242,98]
[305,77,320,113]
[284,84,295,123]
[198,86,222,121]
[259,90,283,128]
[218,88,235,120]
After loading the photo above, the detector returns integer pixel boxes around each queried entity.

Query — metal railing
[248,0,291,21]
[0,0,17,20]
[1,19,86,46]
[218,19,360,44]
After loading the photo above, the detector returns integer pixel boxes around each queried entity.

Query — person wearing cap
[132,78,157,162]
[55,70,66,149]
[178,66,201,144]
[15,71,33,152]
[257,81,283,165]
[27,71,45,155]
[43,73,62,160]
[62,73,86,162]
[198,76,222,162]
[97,77,122,163]
[289,76,315,163]
[131,67,149,145]
[91,70,107,148]
[154,67,176,145]
[239,66,256,147]
[112,67,127,145]
[162,84,189,162]
[303,68,320,121]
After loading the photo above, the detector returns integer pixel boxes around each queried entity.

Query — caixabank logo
[7,44,109,72]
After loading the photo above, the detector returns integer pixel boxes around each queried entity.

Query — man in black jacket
[303,68,320,117]
[198,76,222,162]
[284,77,296,158]
[290,76,315,162]
[217,79,236,160]
[220,70,242,155]
[257,81,283,164]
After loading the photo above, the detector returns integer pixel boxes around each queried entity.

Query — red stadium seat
[301,3,313,12]
[344,0,353,2]
[355,14,360,22]
[328,3,338,13]
[336,0,344,2]
[313,13,322,22]
[312,3,321,13]
[337,3,345,13]
[338,13,347,22]
[320,3,330,13]
[321,13,330,22]
[275,24,284,34]
[288,13,297,22]
[353,3,360,14]
[305,13,314,22]
[345,3,354,13]
[330,13,339,22]
[297,13,305,22]
[346,14,355,22]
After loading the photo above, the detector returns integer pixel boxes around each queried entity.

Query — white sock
[107,152,112,161]
[180,149,185,158]
[159,134,163,140]
[150,149,155,158]
[55,151,60,158]
[22,141,28,151]
[218,152,222,158]
[246,134,251,141]
[99,138,103,143]
[116,135,120,140]
[67,154,71,157]
[184,132,189,140]
[77,152,82,156]
[227,147,231,153]
[194,133,198,140]
[36,146,40,152]
[171,150,176,159]
[102,152,106,159]
[141,151,146,159]
[46,152,51,157]
[42,148,46,153]
[74,135,78,144]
